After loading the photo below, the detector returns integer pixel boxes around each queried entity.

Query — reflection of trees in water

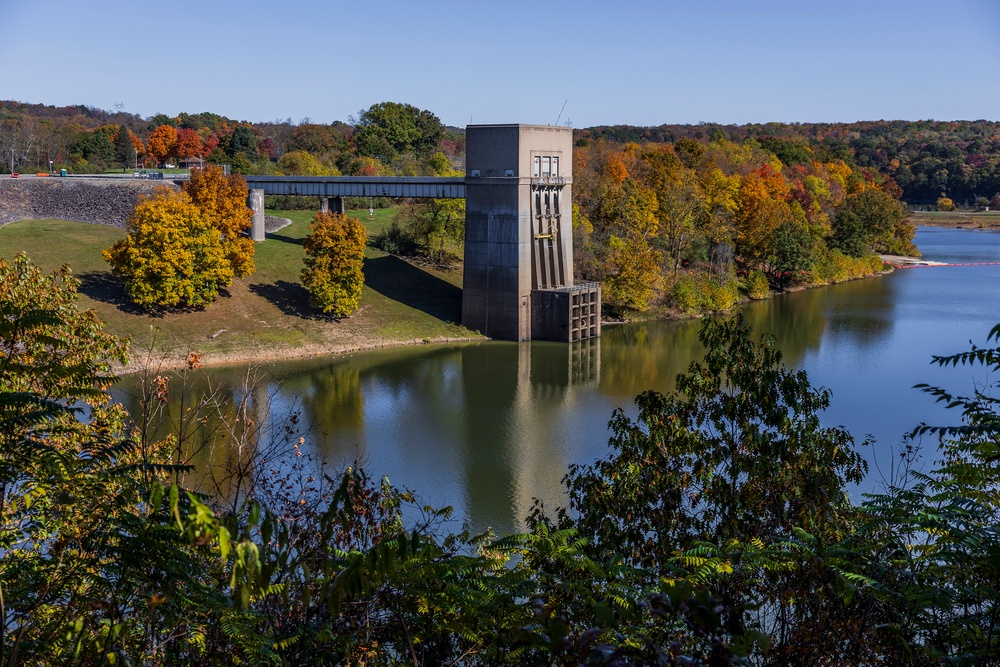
[276,347,466,464]
[598,276,895,403]
[741,275,896,366]
[598,322,703,399]
[818,275,896,348]
[740,292,826,368]
[282,365,365,432]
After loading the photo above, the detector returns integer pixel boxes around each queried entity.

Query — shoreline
[115,267,900,376]
[115,333,488,375]
[908,215,1000,230]
[1,215,903,377]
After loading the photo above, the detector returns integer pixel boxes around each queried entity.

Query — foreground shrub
[5,260,999,664]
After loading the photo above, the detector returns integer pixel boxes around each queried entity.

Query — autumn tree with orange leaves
[175,128,203,162]
[104,166,255,310]
[572,135,915,315]
[146,124,178,166]
[182,165,255,278]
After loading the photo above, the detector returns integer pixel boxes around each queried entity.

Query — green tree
[103,187,234,309]
[559,316,868,659]
[830,207,868,257]
[114,124,135,169]
[228,151,253,175]
[354,102,442,162]
[770,218,813,287]
[301,212,367,317]
[73,129,114,169]
[225,125,259,161]
[832,188,906,256]
[388,198,465,262]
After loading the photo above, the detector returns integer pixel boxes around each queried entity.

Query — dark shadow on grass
[364,255,462,323]
[249,280,322,319]
[76,271,151,316]
[266,231,304,246]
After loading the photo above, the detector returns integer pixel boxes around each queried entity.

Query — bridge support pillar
[319,196,344,215]
[249,188,265,242]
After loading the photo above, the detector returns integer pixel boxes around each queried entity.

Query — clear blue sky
[2,0,999,128]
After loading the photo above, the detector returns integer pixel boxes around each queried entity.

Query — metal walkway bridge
[243,175,465,199]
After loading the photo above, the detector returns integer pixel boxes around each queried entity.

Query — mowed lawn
[0,209,478,368]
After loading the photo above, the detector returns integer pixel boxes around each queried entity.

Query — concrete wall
[462,124,576,341]
[531,284,601,342]
[463,126,529,340]
[520,125,573,290]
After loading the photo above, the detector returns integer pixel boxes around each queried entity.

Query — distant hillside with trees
[4,100,997,207]
[578,119,1000,206]
[0,100,463,179]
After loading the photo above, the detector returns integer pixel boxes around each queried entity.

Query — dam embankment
[0,177,177,228]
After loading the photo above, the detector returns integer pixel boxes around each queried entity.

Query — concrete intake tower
[462,124,600,342]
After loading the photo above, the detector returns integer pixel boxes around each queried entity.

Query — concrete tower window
[552,157,559,177]
[533,156,541,177]
[542,157,551,177]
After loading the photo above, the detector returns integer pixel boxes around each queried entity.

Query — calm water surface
[115,227,1000,534]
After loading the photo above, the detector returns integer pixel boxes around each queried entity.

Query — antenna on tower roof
[554,100,568,127]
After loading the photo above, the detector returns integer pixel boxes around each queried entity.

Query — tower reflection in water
[268,337,606,536]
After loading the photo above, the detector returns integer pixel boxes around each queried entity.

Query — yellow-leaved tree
[301,212,367,318]
[103,187,233,309]
[182,165,255,278]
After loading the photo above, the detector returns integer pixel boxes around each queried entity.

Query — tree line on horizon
[579,119,1000,206]
[4,100,1000,207]
[0,100,464,179]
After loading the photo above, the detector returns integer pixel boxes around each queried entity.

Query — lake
[113,227,1000,535]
